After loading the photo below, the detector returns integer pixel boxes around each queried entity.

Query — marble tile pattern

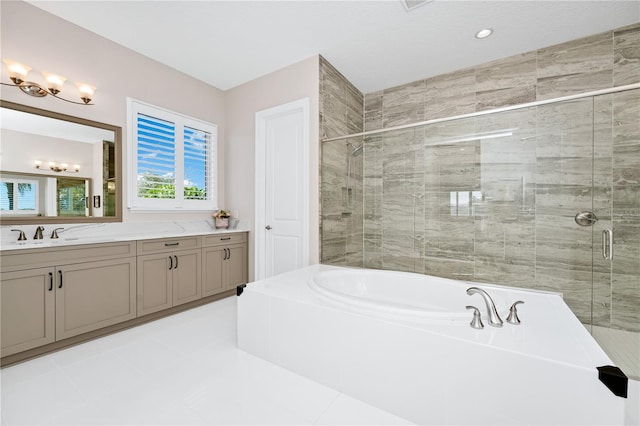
[319,56,364,267]
[0,219,249,250]
[355,90,640,331]
[321,24,639,332]
[363,23,640,127]
[614,23,640,87]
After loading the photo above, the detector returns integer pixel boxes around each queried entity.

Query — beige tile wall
[320,24,640,332]
[364,23,640,131]
[319,56,364,267]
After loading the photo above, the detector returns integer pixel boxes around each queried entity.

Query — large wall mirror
[0,100,122,224]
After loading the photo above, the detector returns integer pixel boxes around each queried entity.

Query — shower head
[347,142,363,157]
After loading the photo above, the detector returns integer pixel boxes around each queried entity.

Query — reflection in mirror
[0,101,121,224]
[56,177,91,216]
[0,173,91,217]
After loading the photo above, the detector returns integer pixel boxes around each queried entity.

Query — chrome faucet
[466,287,503,327]
[33,226,45,240]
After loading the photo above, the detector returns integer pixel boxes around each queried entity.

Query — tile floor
[0,297,413,425]
[592,326,640,380]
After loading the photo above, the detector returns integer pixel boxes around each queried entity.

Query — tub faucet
[33,226,44,240]
[466,287,503,327]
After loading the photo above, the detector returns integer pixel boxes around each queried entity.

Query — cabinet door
[137,254,172,316]
[1,267,55,357]
[202,246,225,297]
[225,244,248,289]
[173,249,201,306]
[56,258,136,340]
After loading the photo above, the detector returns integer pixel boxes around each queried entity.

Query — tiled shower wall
[320,23,639,332]
[356,90,639,332]
[363,23,640,131]
[319,56,364,266]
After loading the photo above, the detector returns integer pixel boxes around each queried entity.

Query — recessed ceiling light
[475,28,493,39]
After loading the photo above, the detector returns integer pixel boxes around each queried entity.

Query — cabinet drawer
[1,242,136,272]
[202,232,247,247]
[137,236,201,255]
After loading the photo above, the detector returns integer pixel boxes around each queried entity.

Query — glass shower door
[520,93,639,380]
[533,97,597,326]
[590,90,640,380]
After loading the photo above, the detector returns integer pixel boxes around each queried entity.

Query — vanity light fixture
[34,160,80,173]
[2,59,95,105]
[475,28,493,39]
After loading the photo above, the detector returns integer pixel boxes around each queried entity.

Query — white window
[128,99,217,211]
[0,178,39,215]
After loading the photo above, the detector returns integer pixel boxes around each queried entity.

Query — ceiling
[27,1,640,94]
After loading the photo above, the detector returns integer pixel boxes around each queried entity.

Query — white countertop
[0,220,249,251]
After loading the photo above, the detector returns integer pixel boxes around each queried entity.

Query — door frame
[255,98,310,280]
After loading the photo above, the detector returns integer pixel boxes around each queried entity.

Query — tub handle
[465,306,484,329]
[506,301,525,325]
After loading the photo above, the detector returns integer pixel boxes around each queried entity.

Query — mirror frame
[0,100,122,225]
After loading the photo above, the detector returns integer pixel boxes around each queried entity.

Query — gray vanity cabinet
[1,232,248,364]
[0,267,55,357]
[0,242,137,358]
[136,237,202,316]
[202,233,248,297]
[56,258,136,340]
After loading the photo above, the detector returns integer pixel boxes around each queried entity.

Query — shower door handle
[602,229,613,260]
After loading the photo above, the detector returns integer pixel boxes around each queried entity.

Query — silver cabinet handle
[602,229,613,260]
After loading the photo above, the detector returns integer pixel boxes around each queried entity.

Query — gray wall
[364,23,640,130]
[319,56,364,267]
[321,23,639,332]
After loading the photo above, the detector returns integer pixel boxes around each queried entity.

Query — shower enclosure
[321,85,640,379]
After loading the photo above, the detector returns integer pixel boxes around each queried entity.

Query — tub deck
[238,265,625,425]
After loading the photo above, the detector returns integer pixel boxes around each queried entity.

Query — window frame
[127,98,218,212]
[0,177,40,216]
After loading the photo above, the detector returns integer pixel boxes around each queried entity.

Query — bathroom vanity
[0,228,248,365]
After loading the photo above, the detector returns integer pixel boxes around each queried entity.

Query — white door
[255,99,309,279]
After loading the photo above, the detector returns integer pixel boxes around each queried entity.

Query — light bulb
[3,60,31,84]
[76,83,95,104]
[42,72,66,95]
